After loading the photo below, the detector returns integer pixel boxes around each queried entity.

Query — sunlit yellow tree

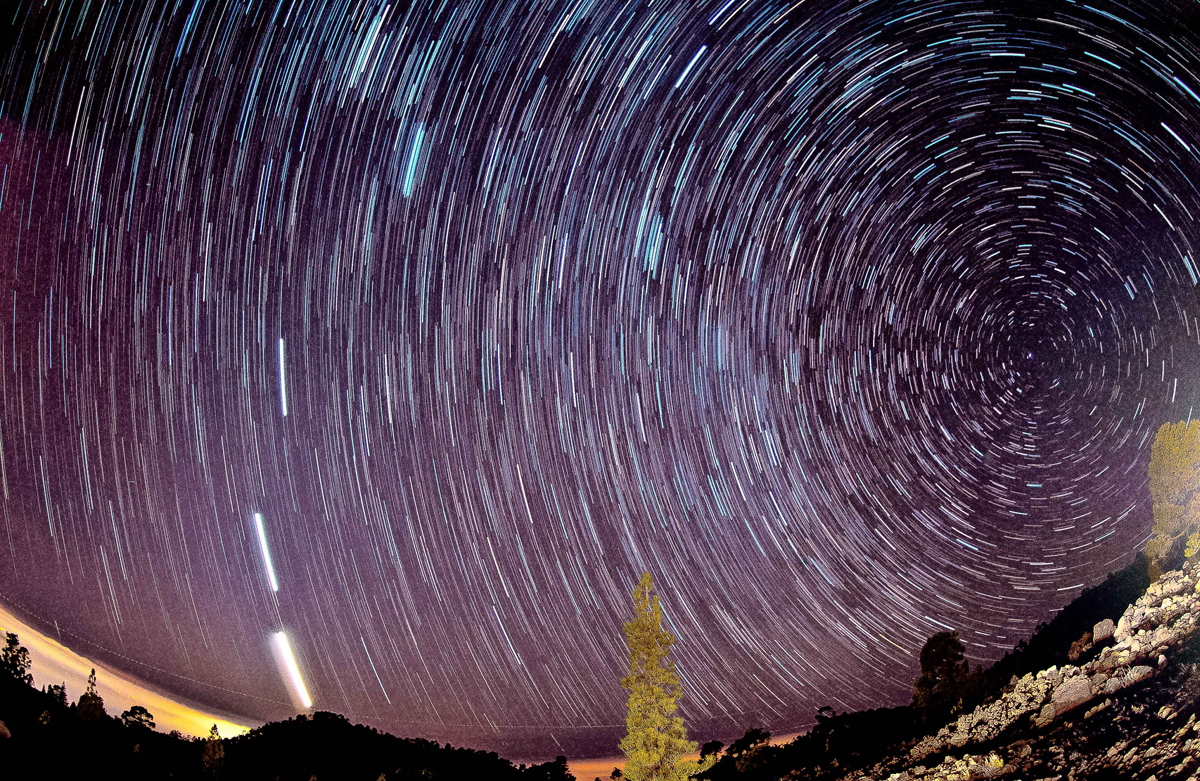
[1147,420,1200,577]
[619,572,713,781]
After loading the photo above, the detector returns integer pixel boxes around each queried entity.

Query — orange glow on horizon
[0,602,253,739]
[563,730,802,780]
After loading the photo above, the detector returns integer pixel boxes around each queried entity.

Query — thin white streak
[278,338,289,416]
[254,513,279,592]
[361,637,392,704]
[1162,122,1191,152]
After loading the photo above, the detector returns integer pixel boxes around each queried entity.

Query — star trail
[0,0,1198,760]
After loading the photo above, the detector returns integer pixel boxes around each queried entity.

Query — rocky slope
[848,561,1200,781]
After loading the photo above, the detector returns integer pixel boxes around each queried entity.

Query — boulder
[1102,675,1128,695]
[1127,665,1153,685]
[0,719,9,739]
[1130,608,1147,630]
[1161,578,1186,598]
[1092,618,1115,645]
[1094,649,1121,674]
[1051,677,1093,715]
[1115,615,1131,643]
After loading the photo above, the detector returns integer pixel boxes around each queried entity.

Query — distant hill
[0,663,574,780]
[223,712,574,781]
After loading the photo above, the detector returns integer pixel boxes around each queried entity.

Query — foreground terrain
[851,561,1200,781]
[4,558,1199,780]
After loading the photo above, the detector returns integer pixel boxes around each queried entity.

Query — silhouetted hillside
[223,711,574,781]
[0,653,573,781]
[977,552,1151,693]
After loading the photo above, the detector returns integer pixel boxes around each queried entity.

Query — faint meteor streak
[254,513,279,592]
[273,631,312,709]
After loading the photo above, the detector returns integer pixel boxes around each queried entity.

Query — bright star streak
[278,337,288,417]
[403,125,424,197]
[674,45,707,89]
[273,631,312,709]
[254,513,279,592]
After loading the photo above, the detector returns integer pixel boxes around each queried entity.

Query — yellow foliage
[1147,421,1200,570]
[619,572,712,781]
[1187,532,1200,560]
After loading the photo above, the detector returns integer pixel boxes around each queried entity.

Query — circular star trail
[1,0,1199,758]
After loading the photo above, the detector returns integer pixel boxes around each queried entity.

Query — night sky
[0,0,1199,760]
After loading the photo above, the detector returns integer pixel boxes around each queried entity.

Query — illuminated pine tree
[618,572,712,781]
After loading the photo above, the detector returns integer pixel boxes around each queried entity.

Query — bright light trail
[278,337,289,416]
[674,45,707,89]
[403,125,425,197]
[254,513,279,592]
[273,631,312,709]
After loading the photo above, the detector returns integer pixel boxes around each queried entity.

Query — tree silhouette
[912,630,970,719]
[1147,420,1200,576]
[121,704,156,730]
[202,723,224,777]
[1,632,32,686]
[727,727,771,774]
[725,728,769,762]
[618,572,713,781]
[44,682,68,707]
[526,755,573,780]
[77,668,106,721]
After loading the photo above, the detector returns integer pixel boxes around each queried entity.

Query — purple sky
[0,0,1198,760]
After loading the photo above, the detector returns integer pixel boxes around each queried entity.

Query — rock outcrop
[849,561,1200,780]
